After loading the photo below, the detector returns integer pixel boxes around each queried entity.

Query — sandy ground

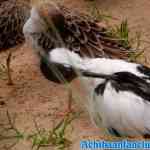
[1,0,150,150]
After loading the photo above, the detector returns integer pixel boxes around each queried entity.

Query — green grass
[0,111,24,149]
[107,19,130,49]
[28,112,80,150]
[28,128,50,150]
[0,110,81,150]
[87,2,133,52]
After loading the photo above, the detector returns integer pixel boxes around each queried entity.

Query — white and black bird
[48,47,150,138]
[23,1,135,83]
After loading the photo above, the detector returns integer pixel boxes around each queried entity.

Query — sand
[0,0,150,149]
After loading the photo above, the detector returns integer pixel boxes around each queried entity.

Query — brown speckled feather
[0,0,30,50]
[37,3,134,60]
[63,5,131,59]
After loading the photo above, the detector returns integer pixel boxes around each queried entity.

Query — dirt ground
[1,0,150,150]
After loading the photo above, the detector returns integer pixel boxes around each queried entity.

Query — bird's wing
[95,80,150,137]
[60,5,133,59]
[111,71,150,102]
[35,32,55,53]
[0,0,30,50]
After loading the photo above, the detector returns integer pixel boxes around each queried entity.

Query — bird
[0,0,30,51]
[48,47,150,138]
[23,1,136,84]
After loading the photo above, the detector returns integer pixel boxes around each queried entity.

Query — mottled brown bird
[0,0,30,50]
[23,1,137,117]
[24,1,133,58]
[23,1,135,83]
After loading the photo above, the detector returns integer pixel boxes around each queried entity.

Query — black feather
[110,72,150,102]
[40,58,76,83]
[83,70,150,102]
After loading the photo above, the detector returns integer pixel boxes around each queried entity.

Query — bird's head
[40,47,84,84]
[49,48,84,69]
[36,1,65,30]
[23,1,65,50]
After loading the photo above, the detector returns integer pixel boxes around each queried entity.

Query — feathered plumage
[49,47,150,138]
[24,2,134,58]
[0,0,30,50]
[23,2,135,83]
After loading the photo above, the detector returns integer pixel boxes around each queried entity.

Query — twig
[6,52,13,85]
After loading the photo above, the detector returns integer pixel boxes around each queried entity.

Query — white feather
[23,7,45,35]
[24,12,150,136]
[49,48,85,69]
[49,48,146,78]
[23,7,47,53]
[94,82,150,136]
[83,58,144,77]
[49,47,150,136]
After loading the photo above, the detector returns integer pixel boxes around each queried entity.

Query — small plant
[27,118,51,150]
[0,111,24,150]
[28,126,50,150]
[88,0,132,48]
[48,115,72,150]
[0,110,81,150]
[28,112,80,150]
[107,19,130,49]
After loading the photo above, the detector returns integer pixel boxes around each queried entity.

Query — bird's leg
[55,89,75,118]
[67,89,73,113]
